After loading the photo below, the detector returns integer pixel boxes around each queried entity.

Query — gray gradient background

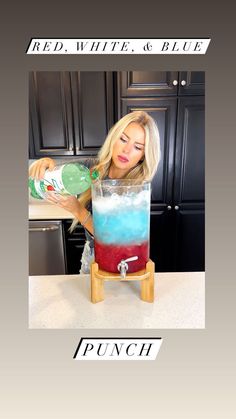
[0,5,236,419]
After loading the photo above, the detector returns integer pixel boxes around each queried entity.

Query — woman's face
[110,122,145,177]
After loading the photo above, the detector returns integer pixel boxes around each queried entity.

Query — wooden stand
[90,259,155,303]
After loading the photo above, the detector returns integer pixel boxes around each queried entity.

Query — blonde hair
[70,111,161,231]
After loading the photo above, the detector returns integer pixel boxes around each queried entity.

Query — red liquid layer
[94,241,149,273]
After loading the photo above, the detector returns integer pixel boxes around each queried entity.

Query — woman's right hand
[29,157,56,180]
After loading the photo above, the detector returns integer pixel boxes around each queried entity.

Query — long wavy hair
[70,110,161,231]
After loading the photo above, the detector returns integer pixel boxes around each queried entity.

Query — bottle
[28,162,93,200]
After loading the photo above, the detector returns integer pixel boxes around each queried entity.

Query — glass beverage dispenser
[92,179,151,274]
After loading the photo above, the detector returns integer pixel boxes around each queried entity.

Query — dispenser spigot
[117,256,138,279]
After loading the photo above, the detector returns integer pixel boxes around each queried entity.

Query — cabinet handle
[76,146,79,154]
[29,225,59,232]
[172,80,178,86]
[69,145,73,152]
[181,80,186,86]
[174,205,179,210]
[167,205,172,210]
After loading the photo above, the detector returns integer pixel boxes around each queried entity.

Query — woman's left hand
[45,192,80,215]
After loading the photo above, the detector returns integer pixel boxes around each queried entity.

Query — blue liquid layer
[93,208,149,245]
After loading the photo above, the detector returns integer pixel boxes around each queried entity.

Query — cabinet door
[150,210,175,272]
[71,71,115,155]
[173,209,205,271]
[178,71,205,96]
[29,72,74,157]
[121,98,177,210]
[174,96,205,206]
[119,71,178,97]
[173,96,205,271]
[29,116,34,159]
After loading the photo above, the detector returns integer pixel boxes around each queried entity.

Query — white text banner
[73,338,163,361]
[26,38,211,55]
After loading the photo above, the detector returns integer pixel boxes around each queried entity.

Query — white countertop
[29,272,205,329]
[29,202,74,220]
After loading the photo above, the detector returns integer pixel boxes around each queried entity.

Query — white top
[29,272,205,329]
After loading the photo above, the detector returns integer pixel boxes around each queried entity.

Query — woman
[29,111,161,273]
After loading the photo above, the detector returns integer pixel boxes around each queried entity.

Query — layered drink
[92,179,151,273]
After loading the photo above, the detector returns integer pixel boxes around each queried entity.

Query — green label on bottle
[29,163,92,199]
